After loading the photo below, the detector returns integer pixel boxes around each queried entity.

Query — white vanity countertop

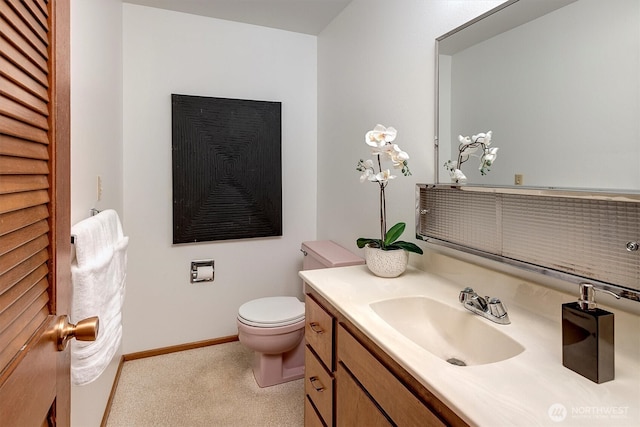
[299,265,640,426]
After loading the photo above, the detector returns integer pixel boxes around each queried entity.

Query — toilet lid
[238,296,305,327]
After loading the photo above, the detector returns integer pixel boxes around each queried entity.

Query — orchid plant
[356,124,423,255]
[444,131,498,183]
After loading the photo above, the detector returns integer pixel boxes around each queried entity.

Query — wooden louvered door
[0,0,71,426]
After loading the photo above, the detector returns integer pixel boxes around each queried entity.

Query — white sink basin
[370,296,524,366]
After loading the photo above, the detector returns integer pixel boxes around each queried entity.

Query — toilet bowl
[237,296,305,387]
[237,241,364,387]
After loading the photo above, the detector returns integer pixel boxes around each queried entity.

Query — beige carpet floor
[106,341,303,427]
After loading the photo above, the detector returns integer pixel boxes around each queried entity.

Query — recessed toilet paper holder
[191,259,214,283]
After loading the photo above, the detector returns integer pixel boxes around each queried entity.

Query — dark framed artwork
[171,94,282,244]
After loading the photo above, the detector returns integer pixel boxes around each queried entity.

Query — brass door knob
[54,315,99,351]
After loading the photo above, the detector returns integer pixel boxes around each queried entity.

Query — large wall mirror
[436,0,639,192]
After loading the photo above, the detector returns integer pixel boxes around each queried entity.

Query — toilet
[237,240,364,387]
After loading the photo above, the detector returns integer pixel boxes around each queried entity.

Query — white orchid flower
[360,169,373,182]
[389,145,409,168]
[365,124,397,148]
[451,130,497,179]
[449,168,467,183]
[481,147,499,166]
[371,169,396,183]
[369,144,387,157]
[458,135,479,155]
[463,147,479,156]
[472,133,485,141]
[458,135,472,145]
[358,159,375,182]
[479,147,499,175]
[482,130,492,145]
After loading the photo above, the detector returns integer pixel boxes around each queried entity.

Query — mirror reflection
[436,0,640,191]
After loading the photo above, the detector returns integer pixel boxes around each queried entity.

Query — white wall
[71,0,124,222]
[316,0,503,256]
[70,0,123,425]
[122,4,317,353]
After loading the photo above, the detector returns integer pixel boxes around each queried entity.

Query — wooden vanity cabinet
[304,294,336,426]
[304,287,468,427]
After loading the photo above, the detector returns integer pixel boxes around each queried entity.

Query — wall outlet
[514,174,523,185]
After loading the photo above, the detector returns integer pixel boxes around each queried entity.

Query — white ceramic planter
[364,244,409,278]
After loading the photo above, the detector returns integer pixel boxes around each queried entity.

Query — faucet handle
[488,298,508,319]
[459,287,475,303]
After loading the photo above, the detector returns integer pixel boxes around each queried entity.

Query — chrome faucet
[459,287,510,325]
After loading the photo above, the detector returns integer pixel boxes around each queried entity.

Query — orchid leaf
[384,222,405,247]
[389,241,424,255]
[357,238,381,249]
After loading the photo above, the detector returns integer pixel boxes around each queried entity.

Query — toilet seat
[238,296,305,328]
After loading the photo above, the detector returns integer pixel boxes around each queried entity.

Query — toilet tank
[301,240,364,270]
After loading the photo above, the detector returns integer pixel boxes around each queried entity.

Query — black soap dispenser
[562,283,619,383]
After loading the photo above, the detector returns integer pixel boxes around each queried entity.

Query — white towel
[70,209,128,386]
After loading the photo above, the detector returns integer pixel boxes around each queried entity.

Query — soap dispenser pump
[562,283,619,383]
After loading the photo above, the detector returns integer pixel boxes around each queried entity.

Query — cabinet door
[338,325,447,427]
[336,364,392,427]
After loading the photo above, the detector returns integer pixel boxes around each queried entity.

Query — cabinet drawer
[336,364,392,427]
[305,346,334,426]
[337,325,446,427]
[305,296,334,370]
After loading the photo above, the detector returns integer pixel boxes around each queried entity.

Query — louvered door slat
[0,3,48,60]
[0,36,48,88]
[0,111,48,143]
[0,96,49,130]
[0,175,48,194]
[0,265,48,314]
[5,0,48,48]
[20,0,48,32]
[0,134,49,159]
[0,156,48,174]
[0,189,49,214]
[0,16,48,74]
[0,220,49,257]
[0,234,48,276]
[34,0,48,19]
[0,276,47,332]
[0,205,48,236]
[0,56,48,102]
[0,76,48,117]
[0,248,47,295]
[0,292,48,371]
